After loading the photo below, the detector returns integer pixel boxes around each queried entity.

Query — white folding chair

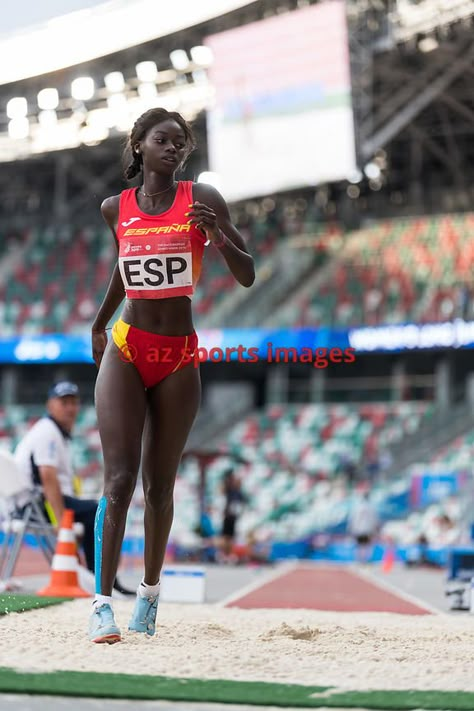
[0,449,56,583]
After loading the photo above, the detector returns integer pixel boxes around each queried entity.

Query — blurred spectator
[338,453,358,487]
[221,469,248,562]
[379,448,393,472]
[233,530,271,565]
[365,454,381,483]
[348,491,379,563]
[457,283,470,320]
[405,533,435,568]
[196,503,217,563]
[433,513,460,546]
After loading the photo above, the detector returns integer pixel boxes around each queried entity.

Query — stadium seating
[0,196,322,334]
[2,400,470,553]
[3,208,474,333]
[0,401,433,545]
[175,401,434,542]
[378,424,474,550]
[275,212,474,328]
[427,429,474,471]
[0,227,113,336]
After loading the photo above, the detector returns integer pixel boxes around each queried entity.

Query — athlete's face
[47,395,80,433]
[138,120,187,174]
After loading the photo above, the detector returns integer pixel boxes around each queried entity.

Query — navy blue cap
[48,381,79,399]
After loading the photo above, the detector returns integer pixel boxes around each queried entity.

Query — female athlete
[89,107,255,643]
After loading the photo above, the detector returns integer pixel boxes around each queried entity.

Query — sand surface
[0,600,473,691]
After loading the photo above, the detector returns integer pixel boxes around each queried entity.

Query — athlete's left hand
[92,328,108,369]
[186,202,221,242]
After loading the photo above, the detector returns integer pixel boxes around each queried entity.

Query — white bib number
[119,251,192,291]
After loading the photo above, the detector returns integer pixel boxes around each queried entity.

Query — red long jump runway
[225,566,432,615]
[11,546,50,576]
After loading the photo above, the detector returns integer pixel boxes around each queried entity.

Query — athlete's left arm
[190,183,255,287]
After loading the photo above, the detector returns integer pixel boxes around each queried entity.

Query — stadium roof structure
[346,0,474,215]
[0,0,255,85]
[0,0,105,38]
[0,0,315,165]
[1,0,474,226]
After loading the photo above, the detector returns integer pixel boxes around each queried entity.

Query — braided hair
[123,108,196,180]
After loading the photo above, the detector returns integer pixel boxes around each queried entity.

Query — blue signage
[348,319,474,352]
[1,319,474,364]
[411,472,461,508]
[0,329,355,365]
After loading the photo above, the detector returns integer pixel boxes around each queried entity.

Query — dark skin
[91,118,255,595]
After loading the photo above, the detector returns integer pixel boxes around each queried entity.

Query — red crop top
[117,181,206,300]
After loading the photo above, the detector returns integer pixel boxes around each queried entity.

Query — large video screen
[205,1,356,201]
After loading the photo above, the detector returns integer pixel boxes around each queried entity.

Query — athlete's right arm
[91,195,125,368]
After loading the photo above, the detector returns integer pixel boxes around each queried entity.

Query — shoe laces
[94,603,113,620]
[142,595,158,618]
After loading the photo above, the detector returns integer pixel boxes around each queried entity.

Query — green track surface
[0,668,471,709]
[0,594,72,615]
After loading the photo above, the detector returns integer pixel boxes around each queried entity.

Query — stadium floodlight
[88,108,113,131]
[8,118,29,139]
[135,61,158,83]
[104,71,125,93]
[6,97,27,119]
[106,93,130,130]
[348,169,363,184]
[38,110,58,129]
[138,82,158,101]
[107,93,128,112]
[37,88,59,110]
[191,69,208,85]
[347,185,360,199]
[71,77,95,101]
[369,178,382,191]
[190,45,213,67]
[197,172,222,191]
[170,50,189,72]
[79,123,109,146]
[364,162,381,180]
[158,93,180,112]
[418,36,438,53]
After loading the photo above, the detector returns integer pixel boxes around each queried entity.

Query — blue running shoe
[128,593,159,636]
[89,603,121,644]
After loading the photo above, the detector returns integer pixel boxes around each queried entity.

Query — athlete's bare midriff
[121,296,194,336]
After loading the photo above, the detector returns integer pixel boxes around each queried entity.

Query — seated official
[14,381,133,595]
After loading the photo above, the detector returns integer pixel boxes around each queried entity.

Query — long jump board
[223,565,434,615]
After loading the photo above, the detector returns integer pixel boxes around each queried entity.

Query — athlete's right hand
[92,329,108,368]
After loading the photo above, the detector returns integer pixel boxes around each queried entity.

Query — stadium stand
[0,195,319,332]
[3,210,474,334]
[222,402,434,479]
[0,401,434,543]
[0,227,112,336]
[268,212,474,328]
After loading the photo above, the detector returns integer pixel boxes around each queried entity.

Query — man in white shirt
[14,381,133,595]
[348,491,379,563]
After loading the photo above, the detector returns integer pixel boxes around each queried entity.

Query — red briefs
[112,318,198,388]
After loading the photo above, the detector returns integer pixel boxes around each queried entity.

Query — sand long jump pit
[0,566,473,709]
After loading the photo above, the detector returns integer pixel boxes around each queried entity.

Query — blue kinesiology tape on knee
[94,496,107,594]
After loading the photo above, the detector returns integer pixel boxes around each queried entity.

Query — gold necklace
[140,182,176,198]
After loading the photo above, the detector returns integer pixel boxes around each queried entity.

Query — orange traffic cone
[37,509,91,597]
[381,545,396,573]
